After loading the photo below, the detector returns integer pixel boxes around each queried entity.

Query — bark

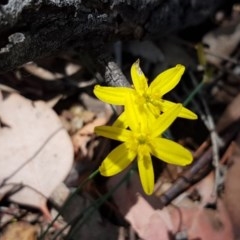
[0,0,226,86]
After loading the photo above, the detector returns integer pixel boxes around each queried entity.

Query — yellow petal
[94,85,133,105]
[125,94,141,132]
[99,143,136,176]
[149,64,185,97]
[113,111,129,128]
[149,138,193,166]
[147,102,161,118]
[137,151,154,195]
[95,126,132,142]
[151,104,182,137]
[131,60,148,94]
[162,100,198,120]
[179,107,198,120]
[124,93,149,133]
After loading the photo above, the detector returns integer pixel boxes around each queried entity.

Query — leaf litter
[1,4,240,240]
[0,92,73,214]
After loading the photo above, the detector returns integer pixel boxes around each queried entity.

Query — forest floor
[1,4,240,240]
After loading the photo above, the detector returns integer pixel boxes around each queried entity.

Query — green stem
[54,169,133,239]
[39,169,99,239]
[183,80,205,107]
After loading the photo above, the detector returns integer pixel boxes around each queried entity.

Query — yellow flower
[95,101,193,195]
[94,60,197,125]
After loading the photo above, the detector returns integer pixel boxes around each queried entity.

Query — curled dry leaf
[72,117,111,155]
[0,92,73,212]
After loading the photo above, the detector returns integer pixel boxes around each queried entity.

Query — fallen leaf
[0,222,37,240]
[223,133,240,239]
[71,95,112,155]
[107,170,171,240]
[192,172,215,207]
[24,62,63,80]
[169,172,234,240]
[216,93,240,132]
[0,92,73,212]
[106,168,159,215]
[170,200,234,240]
[0,84,19,94]
[126,195,173,240]
[65,62,81,76]
[72,117,110,155]
[203,21,240,66]
[108,168,233,240]
[46,95,63,108]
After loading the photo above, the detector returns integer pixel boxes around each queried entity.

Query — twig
[158,120,240,208]
[200,98,222,199]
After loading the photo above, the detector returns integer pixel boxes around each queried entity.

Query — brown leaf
[24,63,63,80]
[0,222,37,240]
[126,195,173,240]
[108,169,233,240]
[223,133,240,238]
[216,93,240,132]
[0,92,73,211]
[203,21,240,66]
[169,172,234,240]
[170,200,233,240]
[72,116,111,155]
[107,170,172,239]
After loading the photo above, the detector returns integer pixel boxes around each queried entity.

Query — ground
[0,3,240,240]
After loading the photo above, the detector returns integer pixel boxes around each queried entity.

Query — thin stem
[183,80,205,107]
[67,169,133,239]
[39,169,99,239]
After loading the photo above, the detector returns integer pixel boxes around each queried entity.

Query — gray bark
[0,0,225,86]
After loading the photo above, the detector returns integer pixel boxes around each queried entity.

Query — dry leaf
[46,95,63,108]
[223,133,240,239]
[216,93,240,132]
[108,168,233,240]
[169,172,233,240]
[72,116,111,154]
[107,170,171,239]
[0,222,37,240]
[107,168,159,215]
[192,172,215,207]
[0,92,73,211]
[126,195,173,240]
[24,63,63,80]
[170,200,233,240]
[0,84,19,94]
[203,21,240,66]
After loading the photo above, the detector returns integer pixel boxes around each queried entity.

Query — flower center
[143,93,151,103]
[133,91,163,117]
[137,135,147,145]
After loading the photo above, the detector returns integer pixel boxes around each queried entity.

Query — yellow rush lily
[95,100,193,195]
[94,60,197,127]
